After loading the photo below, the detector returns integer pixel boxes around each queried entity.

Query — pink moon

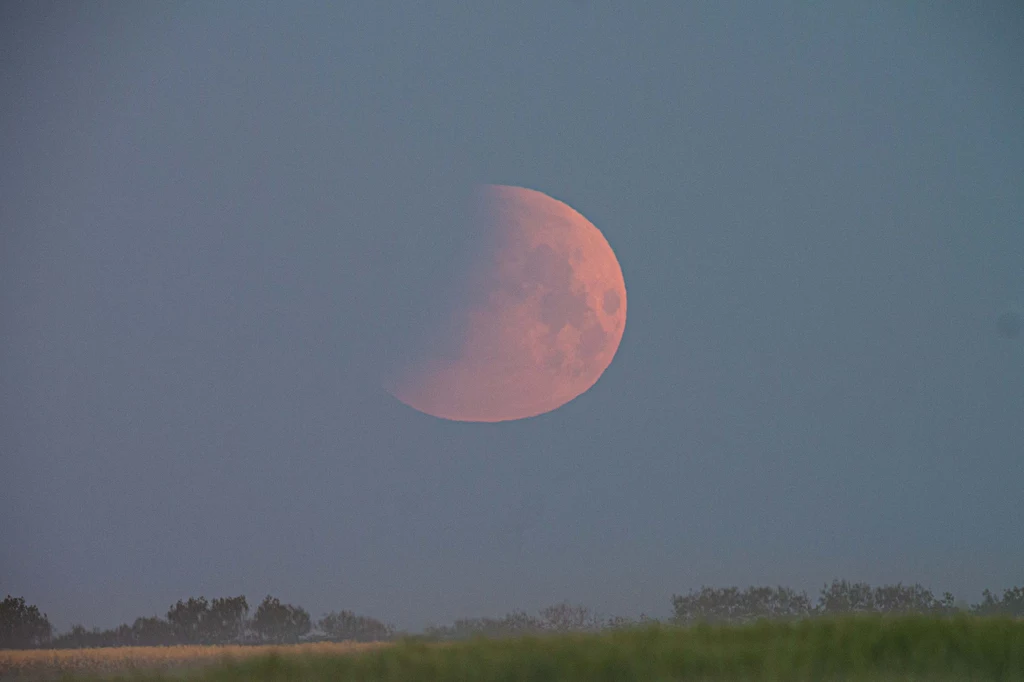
[390,185,627,422]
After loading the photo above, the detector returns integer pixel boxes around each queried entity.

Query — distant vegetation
[1,594,391,649]
[2,581,1023,650]
[4,616,1023,681]
[0,597,51,649]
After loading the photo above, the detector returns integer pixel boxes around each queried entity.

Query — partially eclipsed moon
[391,185,627,422]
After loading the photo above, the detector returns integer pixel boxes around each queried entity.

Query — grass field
[2,615,1022,681]
[0,641,386,680]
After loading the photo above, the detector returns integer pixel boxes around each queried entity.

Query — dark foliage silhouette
[671,586,813,625]
[318,610,394,642]
[818,580,956,615]
[206,596,249,644]
[972,586,1024,617]
[3,579,1022,650]
[251,596,311,644]
[167,597,210,644]
[0,596,52,649]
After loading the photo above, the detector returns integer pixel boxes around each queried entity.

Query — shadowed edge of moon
[389,185,627,422]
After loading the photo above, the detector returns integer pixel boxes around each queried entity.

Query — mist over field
[2,1,1022,637]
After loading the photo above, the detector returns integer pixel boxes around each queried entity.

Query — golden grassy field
[0,640,387,679]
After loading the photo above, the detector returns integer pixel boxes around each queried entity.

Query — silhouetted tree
[0,596,53,649]
[51,624,134,648]
[207,596,248,644]
[423,618,488,640]
[539,601,603,632]
[873,583,950,614]
[319,610,394,642]
[972,586,1024,617]
[252,596,311,643]
[605,613,659,630]
[818,580,876,614]
[167,597,210,644]
[817,580,955,616]
[500,610,545,634]
[424,611,545,640]
[671,586,812,624]
[51,625,99,649]
[130,616,176,646]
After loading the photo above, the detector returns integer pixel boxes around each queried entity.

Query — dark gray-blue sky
[2,1,1022,631]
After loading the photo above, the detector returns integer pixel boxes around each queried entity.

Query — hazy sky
[2,2,1022,631]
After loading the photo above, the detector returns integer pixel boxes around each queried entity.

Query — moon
[390,185,627,422]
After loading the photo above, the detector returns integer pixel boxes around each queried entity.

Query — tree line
[0,594,392,649]
[2,581,1022,649]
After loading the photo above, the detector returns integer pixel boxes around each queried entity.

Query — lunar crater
[603,289,622,315]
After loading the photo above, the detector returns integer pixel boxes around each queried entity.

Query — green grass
[50,615,1024,681]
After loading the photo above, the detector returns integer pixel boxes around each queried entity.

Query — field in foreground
[0,641,386,680]
[4,615,1023,681]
